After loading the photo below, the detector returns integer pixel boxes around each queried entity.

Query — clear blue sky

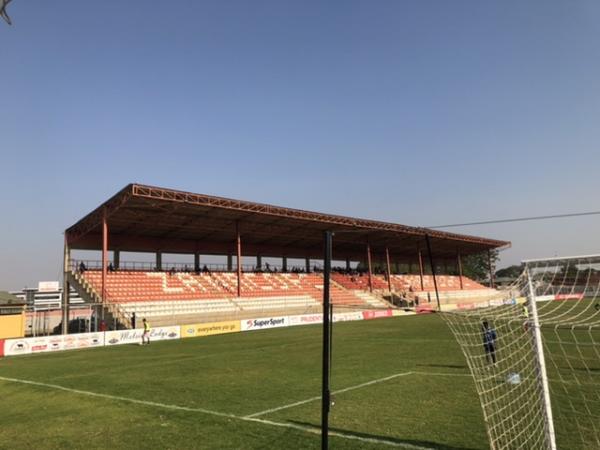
[2,1,600,289]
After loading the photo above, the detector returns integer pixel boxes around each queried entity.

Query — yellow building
[0,291,26,339]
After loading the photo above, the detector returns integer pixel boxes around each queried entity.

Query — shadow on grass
[416,363,468,370]
[288,420,481,450]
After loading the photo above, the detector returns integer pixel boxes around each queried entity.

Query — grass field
[0,314,491,449]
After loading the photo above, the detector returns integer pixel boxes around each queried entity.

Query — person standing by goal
[141,318,151,345]
[482,320,497,365]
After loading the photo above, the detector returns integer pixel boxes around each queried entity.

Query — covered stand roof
[65,184,510,261]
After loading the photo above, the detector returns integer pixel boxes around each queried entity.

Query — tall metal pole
[525,265,557,450]
[424,234,441,311]
[385,247,392,294]
[487,249,496,289]
[321,231,333,450]
[236,221,242,297]
[366,242,373,292]
[101,208,108,322]
[417,248,425,291]
[457,250,464,290]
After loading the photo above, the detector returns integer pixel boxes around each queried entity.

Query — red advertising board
[555,294,584,301]
[0,339,4,357]
[362,309,393,320]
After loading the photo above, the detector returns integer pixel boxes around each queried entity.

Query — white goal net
[442,254,600,450]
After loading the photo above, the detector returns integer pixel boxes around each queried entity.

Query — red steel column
[417,248,425,291]
[101,208,108,303]
[457,250,464,290]
[236,221,242,297]
[488,249,495,289]
[62,236,70,335]
[366,242,373,292]
[385,247,392,294]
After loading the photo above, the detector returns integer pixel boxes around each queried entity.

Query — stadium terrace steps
[387,274,487,292]
[331,273,488,293]
[76,271,374,322]
[352,291,390,309]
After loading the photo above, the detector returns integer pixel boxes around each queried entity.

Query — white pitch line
[0,375,237,419]
[246,416,435,450]
[0,375,432,450]
[245,371,414,418]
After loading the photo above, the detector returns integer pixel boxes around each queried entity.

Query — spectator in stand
[79,261,87,273]
[131,312,136,329]
[169,266,176,276]
[108,262,115,272]
[184,265,189,272]
[99,320,107,332]
[202,265,210,274]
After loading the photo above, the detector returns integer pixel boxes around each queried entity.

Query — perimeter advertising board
[362,309,393,320]
[104,326,180,346]
[332,311,364,322]
[241,316,288,331]
[181,320,240,338]
[288,314,323,326]
[3,332,104,356]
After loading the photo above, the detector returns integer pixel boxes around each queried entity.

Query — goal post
[525,265,557,450]
[441,254,600,450]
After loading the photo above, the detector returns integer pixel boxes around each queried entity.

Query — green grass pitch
[0,314,537,449]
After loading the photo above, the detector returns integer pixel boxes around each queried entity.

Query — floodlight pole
[321,230,333,450]
[425,234,441,311]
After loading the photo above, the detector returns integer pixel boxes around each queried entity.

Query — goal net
[441,254,600,450]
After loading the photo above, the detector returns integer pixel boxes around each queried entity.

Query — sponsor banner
[288,314,323,326]
[38,281,60,292]
[362,309,393,320]
[535,295,555,303]
[555,293,584,301]
[104,326,180,346]
[5,338,31,356]
[0,339,4,357]
[489,299,504,307]
[3,332,105,356]
[181,320,240,338]
[241,316,288,331]
[332,311,364,322]
[503,298,517,306]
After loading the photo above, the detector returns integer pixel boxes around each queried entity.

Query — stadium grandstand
[61,184,509,332]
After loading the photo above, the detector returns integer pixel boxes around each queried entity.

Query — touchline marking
[0,375,431,450]
[245,416,435,450]
[0,375,237,419]
[245,371,414,418]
